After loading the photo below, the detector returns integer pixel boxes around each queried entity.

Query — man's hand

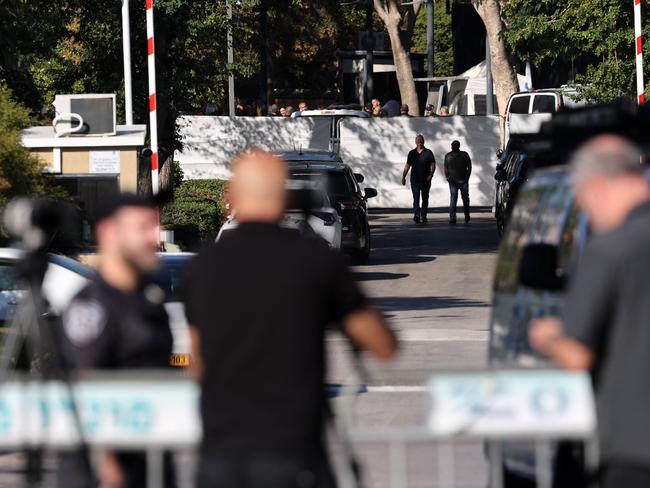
[425,174,433,182]
[529,317,594,370]
[401,177,406,186]
[99,452,124,488]
[529,317,563,357]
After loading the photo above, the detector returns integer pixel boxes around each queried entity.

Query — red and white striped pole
[146,0,159,194]
[634,0,645,105]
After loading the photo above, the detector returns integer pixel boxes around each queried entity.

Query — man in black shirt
[57,193,175,488]
[184,150,397,488]
[402,134,436,223]
[530,135,650,488]
[444,140,472,224]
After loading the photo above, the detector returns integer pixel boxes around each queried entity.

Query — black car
[278,150,378,264]
[495,139,530,236]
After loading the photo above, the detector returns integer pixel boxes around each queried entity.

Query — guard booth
[21,124,147,235]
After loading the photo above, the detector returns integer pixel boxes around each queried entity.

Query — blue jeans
[411,180,431,219]
[449,181,470,221]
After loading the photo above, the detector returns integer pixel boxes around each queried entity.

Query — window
[508,95,531,114]
[288,169,353,194]
[0,264,19,291]
[532,95,557,113]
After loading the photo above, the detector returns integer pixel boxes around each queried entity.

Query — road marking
[366,385,428,393]
[328,329,487,343]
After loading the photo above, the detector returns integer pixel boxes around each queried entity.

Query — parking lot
[328,209,499,487]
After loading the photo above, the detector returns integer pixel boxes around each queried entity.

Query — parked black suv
[495,139,531,236]
[278,150,378,263]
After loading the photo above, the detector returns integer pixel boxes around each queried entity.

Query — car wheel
[352,223,371,265]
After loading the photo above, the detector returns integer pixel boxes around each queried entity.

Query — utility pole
[486,36,494,115]
[364,0,374,105]
[426,0,434,78]
[227,0,235,116]
[121,0,133,124]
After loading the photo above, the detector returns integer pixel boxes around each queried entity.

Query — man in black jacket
[444,140,472,224]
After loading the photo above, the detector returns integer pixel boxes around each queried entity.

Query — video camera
[519,98,650,169]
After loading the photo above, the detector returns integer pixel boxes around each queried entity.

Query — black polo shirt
[563,201,650,466]
[407,148,436,183]
[183,222,367,455]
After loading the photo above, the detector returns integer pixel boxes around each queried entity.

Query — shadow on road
[352,271,410,282]
[372,295,489,312]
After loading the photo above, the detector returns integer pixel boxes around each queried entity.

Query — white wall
[175,116,330,179]
[339,116,500,207]
[175,115,500,208]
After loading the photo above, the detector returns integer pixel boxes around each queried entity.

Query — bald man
[184,150,397,488]
[529,135,650,488]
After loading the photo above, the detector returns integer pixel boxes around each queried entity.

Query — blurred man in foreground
[184,150,397,488]
[530,134,650,488]
[57,194,175,488]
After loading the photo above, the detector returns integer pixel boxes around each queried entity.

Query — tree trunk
[374,0,420,115]
[472,0,518,143]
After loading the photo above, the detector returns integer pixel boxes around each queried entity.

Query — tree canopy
[501,0,650,101]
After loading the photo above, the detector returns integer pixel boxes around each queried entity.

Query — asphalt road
[327,209,499,488]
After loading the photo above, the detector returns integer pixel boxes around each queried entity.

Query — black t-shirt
[407,148,436,183]
[563,201,650,466]
[183,222,367,454]
[444,150,472,184]
[61,277,173,369]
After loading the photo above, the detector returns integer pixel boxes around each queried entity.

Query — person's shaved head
[229,150,287,223]
[570,134,650,232]
[570,134,643,181]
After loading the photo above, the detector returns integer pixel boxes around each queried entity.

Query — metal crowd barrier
[0,369,597,488]
[339,369,598,488]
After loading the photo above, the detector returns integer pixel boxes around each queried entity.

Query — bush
[161,179,228,250]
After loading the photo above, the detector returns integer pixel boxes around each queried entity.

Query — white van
[504,88,587,147]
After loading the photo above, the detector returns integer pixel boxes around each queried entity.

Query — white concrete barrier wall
[339,116,500,208]
[175,115,500,208]
[175,116,330,179]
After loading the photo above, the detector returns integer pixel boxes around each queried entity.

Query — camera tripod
[0,249,96,487]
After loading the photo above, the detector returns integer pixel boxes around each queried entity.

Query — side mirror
[364,187,378,199]
[354,173,365,183]
[496,149,504,158]
[518,243,566,291]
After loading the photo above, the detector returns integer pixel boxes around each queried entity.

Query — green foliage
[411,1,454,77]
[161,179,228,250]
[0,83,64,211]
[501,0,649,101]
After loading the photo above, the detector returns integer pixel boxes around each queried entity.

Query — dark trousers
[449,180,470,221]
[197,451,337,488]
[601,462,650,488]
[411,180,431,219]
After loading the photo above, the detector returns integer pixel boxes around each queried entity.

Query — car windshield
[0,264,19,291]
[289,169,353,194]
[151,256,193,302]
[286,188,327,211]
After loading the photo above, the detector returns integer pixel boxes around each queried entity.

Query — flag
[524,58,533,92]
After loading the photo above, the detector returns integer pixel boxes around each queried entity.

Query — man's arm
[529,317,595,370]
[188,325,204,381]
[343,307,397,360]
[427,154,436,182]
[466,153,472,178]
[401,163,410,186]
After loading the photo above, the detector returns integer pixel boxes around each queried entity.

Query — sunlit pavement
[328,209,499,487]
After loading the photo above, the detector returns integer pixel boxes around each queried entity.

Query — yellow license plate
[169,354,191,367]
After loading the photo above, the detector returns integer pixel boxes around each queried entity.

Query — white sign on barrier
[427,370,596,439]
[0,378,201,449]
